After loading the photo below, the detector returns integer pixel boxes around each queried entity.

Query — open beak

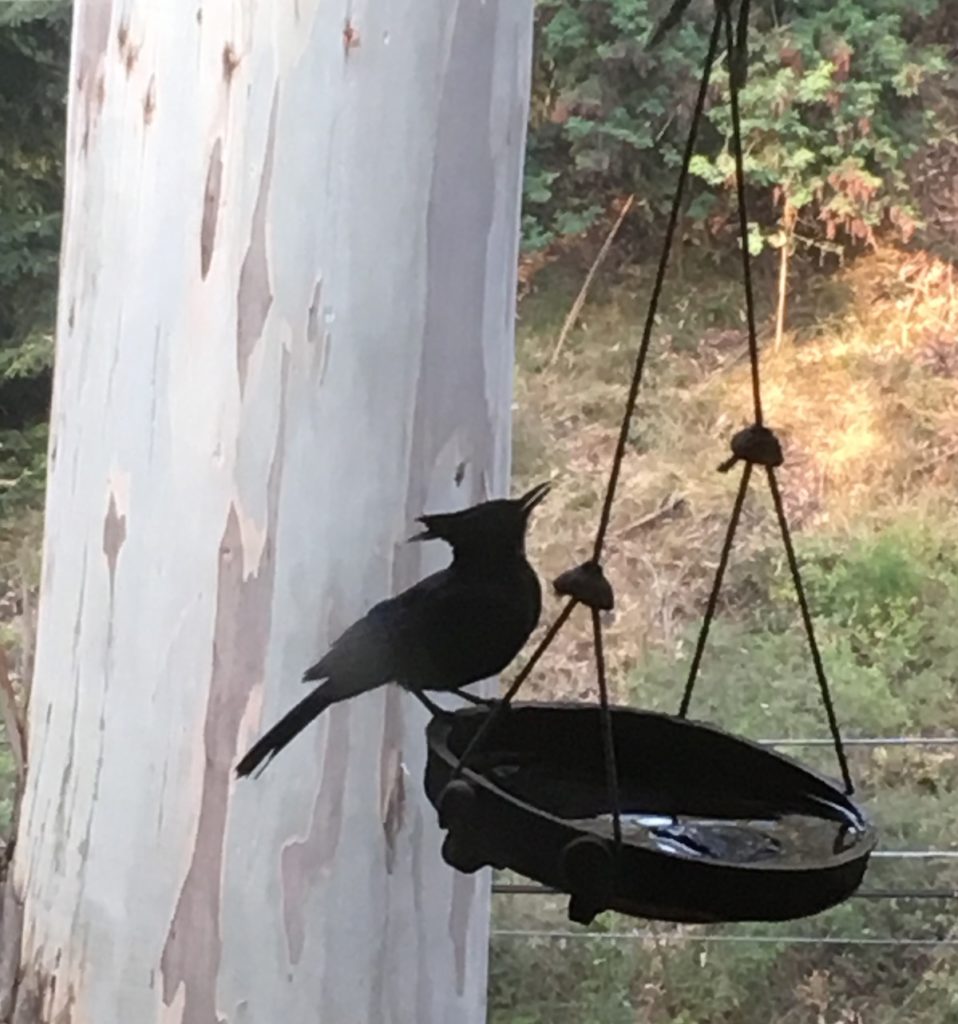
[518,480,551,516]
[408,517,434,543]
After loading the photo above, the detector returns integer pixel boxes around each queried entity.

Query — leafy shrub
[524,0,952,256]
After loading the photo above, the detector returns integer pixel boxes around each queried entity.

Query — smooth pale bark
[8,1,532,1021]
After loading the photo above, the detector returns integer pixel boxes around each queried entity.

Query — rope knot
[553,561,614,611]
[717,424,783,473]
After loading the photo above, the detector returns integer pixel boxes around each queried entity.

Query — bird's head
[410,481,550,558]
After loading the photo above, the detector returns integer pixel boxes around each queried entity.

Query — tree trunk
[5,2,533,1022]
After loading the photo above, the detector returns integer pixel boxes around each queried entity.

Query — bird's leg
[410,689,451,719]
[453,688,498,708]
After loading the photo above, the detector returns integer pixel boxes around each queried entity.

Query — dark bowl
[425,702,876,925]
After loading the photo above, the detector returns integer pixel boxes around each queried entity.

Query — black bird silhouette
[235,481,550,778]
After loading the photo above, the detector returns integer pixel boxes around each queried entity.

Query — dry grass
[506,245,958,702]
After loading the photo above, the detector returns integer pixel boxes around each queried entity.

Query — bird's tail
[235,686,333,778]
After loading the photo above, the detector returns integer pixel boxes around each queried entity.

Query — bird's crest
[409,481,550,544]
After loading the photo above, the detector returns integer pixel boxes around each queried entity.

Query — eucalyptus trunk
[4,2,533,1022]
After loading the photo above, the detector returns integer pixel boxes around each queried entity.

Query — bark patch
[279,707,350,964]
[236,90,277,392]
[160,358,287,1021]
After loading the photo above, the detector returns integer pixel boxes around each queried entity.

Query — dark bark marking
[306,279,331,387]
[200,139,223,279]
[342,20,361,54]
[102,493,127,593]
[142,76,156,126]
[222,43,241,82]
[117,23,139,76]
[379,687,405,874]
[76,2,110,156]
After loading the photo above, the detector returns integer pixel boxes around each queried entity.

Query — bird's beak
[407,518,434,543]
[518,480,551,516]
[408,512,445,543]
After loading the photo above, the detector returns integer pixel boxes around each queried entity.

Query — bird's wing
[303,567,533,692]
[383,572,531,689]
[301,569,454,684]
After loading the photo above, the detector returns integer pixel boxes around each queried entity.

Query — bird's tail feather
[235,686,333,778]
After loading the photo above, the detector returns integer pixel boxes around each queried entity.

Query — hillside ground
[490,240,958,1024]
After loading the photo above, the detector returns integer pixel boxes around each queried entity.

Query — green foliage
[524,0,953,253]
[524,0,715,248]
[0,2,70,538]
[693,0,950,254]
[627,522,958,735]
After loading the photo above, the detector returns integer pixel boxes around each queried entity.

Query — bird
[235,481,551,778]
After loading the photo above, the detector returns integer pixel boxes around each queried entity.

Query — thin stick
[0,649,25,796]
[550,195,635,367]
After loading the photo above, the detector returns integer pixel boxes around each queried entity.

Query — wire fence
[492,930,958,948]
[490,731,958,947]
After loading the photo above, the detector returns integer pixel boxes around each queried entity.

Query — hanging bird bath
[427,703,875,924]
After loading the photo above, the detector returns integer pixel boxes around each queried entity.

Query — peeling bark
[236,90,278,393]
[10,1,533,1021]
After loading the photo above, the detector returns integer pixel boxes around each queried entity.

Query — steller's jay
[235,481,550,778]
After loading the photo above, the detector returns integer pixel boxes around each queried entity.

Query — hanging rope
[678,464,752,718]
[591,609,623,848]
[677,0,854,795]
[723,1,763,426]
[767,468,853,792]
[591,9,724,562]
[450,599,577,780]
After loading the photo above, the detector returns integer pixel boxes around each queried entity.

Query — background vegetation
[0,1,957,1021]
[0,0,68,566]
[498,0,958,1020]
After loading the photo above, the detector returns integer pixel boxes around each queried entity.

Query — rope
[766,467,853,792]
[450,600,577,778]
[591,609,623,847]
[591,9,724,562]
[732,0,751,88]
[678,464,751,718]
[723,1,762,426]
[677,1,853,793]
